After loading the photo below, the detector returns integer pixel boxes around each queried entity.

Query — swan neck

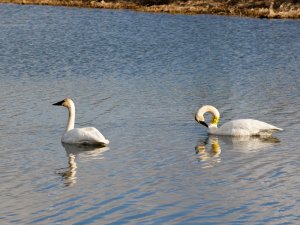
[203,106,220,127]
[66,105,75,132]
[208,126,218,134]
[210,116,219,127]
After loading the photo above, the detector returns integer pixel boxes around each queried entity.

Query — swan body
[195,105,282,136]
[53,98,109,146]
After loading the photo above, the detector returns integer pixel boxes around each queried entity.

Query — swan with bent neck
[53,98,109,146]
[195,105,282,136]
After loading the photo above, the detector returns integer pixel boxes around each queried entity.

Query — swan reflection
[56,144,109,187]
[220,135,280,152]
[195,136,221,168]
[57,153,77,187]
[195,135,280,168]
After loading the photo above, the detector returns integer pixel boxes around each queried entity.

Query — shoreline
[1,0,300,19]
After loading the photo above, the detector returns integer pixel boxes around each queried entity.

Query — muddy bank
[1,0,300,18]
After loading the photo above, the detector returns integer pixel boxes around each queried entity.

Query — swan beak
[53,100,64,106]
[199,121,208,128]
[195,114,208,127]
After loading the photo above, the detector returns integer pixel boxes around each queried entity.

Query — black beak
[199,121,208,128]
[195,115,208,128]
[53,100,64,106]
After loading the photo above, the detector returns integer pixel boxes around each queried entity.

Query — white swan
[195,105,282,136]
[53,98,109,146]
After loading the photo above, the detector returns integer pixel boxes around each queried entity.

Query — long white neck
[66,104,75,132]
[199,105,220,128]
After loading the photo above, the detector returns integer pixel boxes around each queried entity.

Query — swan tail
[258,128,282,137]
[75,140,109,147]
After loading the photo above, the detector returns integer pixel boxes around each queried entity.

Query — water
[1,3,300,224]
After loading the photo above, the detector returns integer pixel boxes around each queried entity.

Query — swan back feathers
[214,119,282,136]
[63,127,110,146]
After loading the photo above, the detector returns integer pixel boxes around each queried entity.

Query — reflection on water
[62,143,110,159]
[196,135,280,168]
[221,135,280,152]
[56,144,109,186]
[56,153,77,187]
[195,136,221,168]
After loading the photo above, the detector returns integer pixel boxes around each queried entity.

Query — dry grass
[0,0,139,9]
[1,0,300,18]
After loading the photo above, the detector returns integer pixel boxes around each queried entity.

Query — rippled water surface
[1,3,300,224]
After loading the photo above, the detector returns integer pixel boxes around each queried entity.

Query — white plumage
[195,105,282,136]
[62,127,109,145]
[53,98,109,146]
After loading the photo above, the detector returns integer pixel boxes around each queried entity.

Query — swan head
[195,113,208,127]
[195,105,220,128]
[53,98,75,109]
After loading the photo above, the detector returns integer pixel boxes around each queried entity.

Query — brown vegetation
[1,0,300,18]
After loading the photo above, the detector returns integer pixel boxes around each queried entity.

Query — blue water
[0,3,300,224]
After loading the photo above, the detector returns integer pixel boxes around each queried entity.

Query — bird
[53,98,109,146]
[195,105,282,136]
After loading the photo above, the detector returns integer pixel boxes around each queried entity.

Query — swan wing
[62,127,109,146]
[217,119,282,136]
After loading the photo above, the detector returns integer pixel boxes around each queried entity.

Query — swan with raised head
[195,105,282,136]
[53,98,109,146]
